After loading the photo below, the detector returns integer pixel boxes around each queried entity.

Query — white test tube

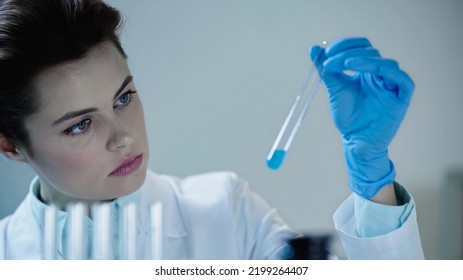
[66,202,87,260]
[92,203,112,260]
[150,202,163,260]
[121,202,137,260]
[43,205,58,260]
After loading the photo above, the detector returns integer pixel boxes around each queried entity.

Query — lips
[109,153,143,177]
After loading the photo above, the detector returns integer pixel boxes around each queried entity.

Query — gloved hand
[310,37,414,199]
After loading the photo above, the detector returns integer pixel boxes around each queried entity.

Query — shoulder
[141,169,251,210]
[144,169,247,195]
[176,171,245,194]
[0,193,39,259]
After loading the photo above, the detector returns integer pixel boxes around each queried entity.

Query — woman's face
[21,41,149,207]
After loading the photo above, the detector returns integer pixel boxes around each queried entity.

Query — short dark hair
[0,0,126,149]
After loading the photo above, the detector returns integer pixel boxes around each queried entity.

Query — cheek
[132,103,148,139]
[31,137,107,178]
[54,149,103,172]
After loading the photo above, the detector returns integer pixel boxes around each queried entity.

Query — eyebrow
[52,75,134,126]
[113,75,133,100]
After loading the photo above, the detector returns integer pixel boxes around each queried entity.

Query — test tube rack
[43,202,163,260]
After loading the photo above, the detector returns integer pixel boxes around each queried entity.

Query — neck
[38,179,99,217]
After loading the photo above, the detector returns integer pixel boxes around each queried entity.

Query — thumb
[309,45,326,75]
[309,45,349,90]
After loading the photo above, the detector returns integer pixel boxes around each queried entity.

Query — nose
[106,121,134,151]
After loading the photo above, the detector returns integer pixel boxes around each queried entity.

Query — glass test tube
[43,205,58,260]
[266,41,327,170]
[66,202,87,260]
[92,203,112,260]
[150,202,163,260]
[121,202,137,260]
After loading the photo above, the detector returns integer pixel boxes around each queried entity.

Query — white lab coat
[0,170,424,259]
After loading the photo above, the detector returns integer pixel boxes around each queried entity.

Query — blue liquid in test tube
[266,41,326,170]
[267,149,287,170]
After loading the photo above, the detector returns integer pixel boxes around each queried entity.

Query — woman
[0,0,423,259]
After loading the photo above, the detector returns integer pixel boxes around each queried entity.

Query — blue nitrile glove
[310,37,414,199]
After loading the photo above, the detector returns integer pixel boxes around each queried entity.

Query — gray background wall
[1,0,462,259]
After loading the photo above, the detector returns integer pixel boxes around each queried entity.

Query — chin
[118,166,148,197]
[107,155,149,196]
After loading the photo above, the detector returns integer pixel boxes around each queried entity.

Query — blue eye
[114,91,135,107]
[65,119,92,136]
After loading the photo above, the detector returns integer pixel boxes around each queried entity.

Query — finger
[323,48,380,73]
[309,45,327,74]
[309,45,350,88]
[346,57,414,103]
[344,57,399,73]
[379,66,415,104]
[326,37,372,57]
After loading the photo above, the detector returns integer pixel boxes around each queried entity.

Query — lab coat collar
[30,176,68,259]
[30,176,113,259]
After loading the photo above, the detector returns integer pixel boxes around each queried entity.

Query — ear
[0,134,28,162]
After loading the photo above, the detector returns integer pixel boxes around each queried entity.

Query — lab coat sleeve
[333,183,424,259]
[354,182,415,237]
